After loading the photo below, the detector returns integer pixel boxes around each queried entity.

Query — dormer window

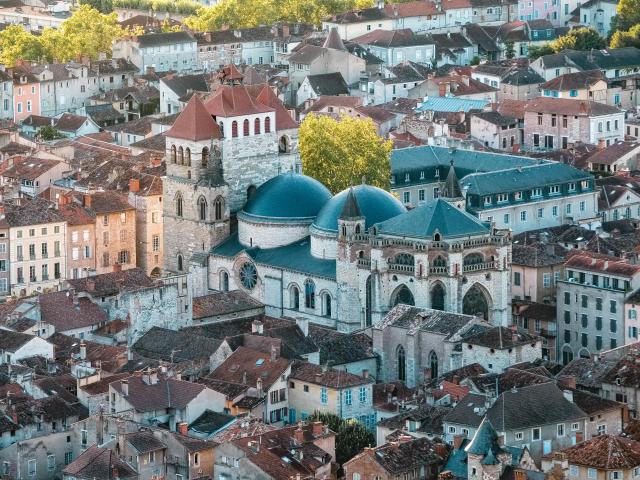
[404,173,410,183]
[514,191,522,200]
[496,193,508,203]
[568,182,576,192]
[549,185,560,194]
[581,180,590,189]
[531,188,542,197]
[484,196,492,206]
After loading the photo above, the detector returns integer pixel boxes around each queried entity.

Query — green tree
[299,114,392,194]
[504,40,515,59]
[528,43,555,59]
[80,0,113,14]
[36,126,64,141]
[306,411,375,470]
[470,56,480,65]
[613,0,640,33]
[551,27,606,52]
[610,24,640,48]
[0,25,43,65]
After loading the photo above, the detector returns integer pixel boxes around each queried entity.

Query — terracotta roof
[205,84,274,117]
[58,202,96,226]
[585,141,640,166]
[565,252,640,276]
[441,0,471,9]
[110,374,206,411]
[63,444,137,478]
[210,346,291,392]
[87,191,135,214]
[54,113,91,132]
[323,27,347,51]
[525,96,622,116]
[289,360,372,388]
[79,373,130,395]
[304,95,362,113]
[192,290,264,320]
[562,435,640,470]
[0,330,38,351]
[166,94,221,141]
[38,291,109,331]
[2,157,63,181]
[4,197,63,227]
[384,0,441,16]
[493,99,527,119]
[245,83,298,130]
[540,69,606,91]
[66,268,154,296]
[463,326,541,349]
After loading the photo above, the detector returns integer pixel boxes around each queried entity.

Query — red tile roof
[562,435,640,470]
[166,94,222,141]
[110,374,207,411]
[441,0,471,10]
[210,346,291,392]
[384,1,441,16]
[525,96,622,116]
[205,84,274,117]
[565,252,640,276]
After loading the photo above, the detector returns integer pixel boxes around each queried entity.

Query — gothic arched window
[201,147,209,168]
[397,345,406,382]
[170,145,177,163]
[177,254,183,271]
[429,350,438,379]
[232,121,238,138]
[304,279,315,309]
[175,193,183,217]
[178,146,184,165]
[214,196,224,221]
[254,118,261,135]
[323,293,332,317]
[185,147,191,166]
[220,271,229,291]
[198,196,207,221]
[243,119,250,136]
[264,116,271,133]
[290,285,300,310]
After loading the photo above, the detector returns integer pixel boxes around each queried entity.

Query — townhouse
[128,176,164,277]
[11,67,41,122]
[86,191,137,275]
[5,197,66,297]
[287,361,375,428]
[351,28,437,66]
[531,47,640,81]
[557,252,640,364]
[0,68,13,120]
[539,69,608,102]
[1,156,69,198]
[460,162,598,234]
[577,0,618,37]
[112,31,198,74]
[195,26,278,71]
[57,197,96,280]
[523,97,625,150]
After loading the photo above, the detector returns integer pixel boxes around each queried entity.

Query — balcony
[357,258,371,269]
[429,266,449,275]
[462,261,497,273]
[389,263,415,274]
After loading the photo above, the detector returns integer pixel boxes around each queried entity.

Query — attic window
[256,358,265,366]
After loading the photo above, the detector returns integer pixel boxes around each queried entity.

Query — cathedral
[163,67,512,333]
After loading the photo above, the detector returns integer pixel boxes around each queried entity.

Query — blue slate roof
[375,199,489,239]
[240,173,332,221]
[211,234,336,280]
[443,440,469,479]
[391,146,545,186]
[312,184,406,233]
[465,417,501,455]
[415,95,489,113]
[461,162,592,196]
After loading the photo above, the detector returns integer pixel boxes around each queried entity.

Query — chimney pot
[129,178,140,192]
[177,422,188,435]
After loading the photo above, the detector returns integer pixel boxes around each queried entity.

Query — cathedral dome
[241,172,331,221]
[311,184,406,234]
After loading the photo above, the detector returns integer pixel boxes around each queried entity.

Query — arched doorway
[462,284,489,319]
[397,345,406,382]
[431,283,445,311]
[391,284,415,307]
[150,267,161,278]
[428,350,438,379]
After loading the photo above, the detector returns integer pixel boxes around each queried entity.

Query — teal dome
[241,173,332,220]
[312,184,406,233]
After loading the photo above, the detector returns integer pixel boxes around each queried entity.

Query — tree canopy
[0,5,124,65]
[612,0,640,34]
[185,0,373,31]
[299,114,392,195]
[306,411,375,470]
[611,24,640,48]
[527,28,605,59]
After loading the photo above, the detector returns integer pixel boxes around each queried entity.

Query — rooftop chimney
[82,194,91,208]
[563,389,574,403]
[270,345,277,362]
[312,421,323,436]
[251,319,263,335]
[121,379,128,396]
[86,278,96,292]
[129,178,140,193]
[177,422,188,435]
[294,426,304,444]
[79,341,86,360]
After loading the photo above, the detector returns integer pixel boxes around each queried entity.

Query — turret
[337,187,365,242]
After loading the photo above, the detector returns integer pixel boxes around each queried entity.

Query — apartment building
[89,191,137,275]
[5,197,66,297]
[127,176,163,277]
[58,196,96,279]
[556,252,640,365]
[524,97,625,150]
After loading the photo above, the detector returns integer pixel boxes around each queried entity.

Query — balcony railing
[389,263,415,274]
[429,266,448,275]
[462,261,497,273]
[357,258,371,269]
